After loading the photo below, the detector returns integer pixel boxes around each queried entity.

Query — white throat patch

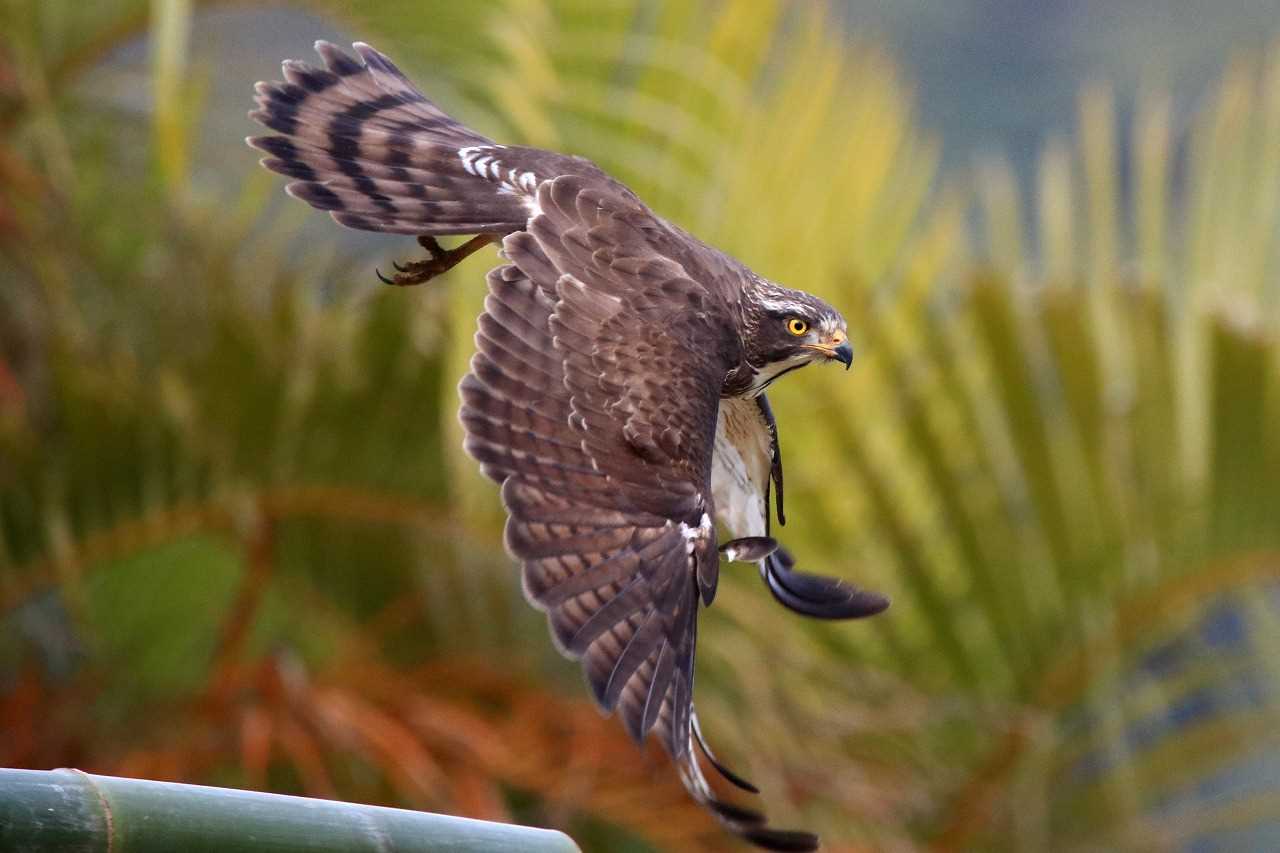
[747,352,816,396]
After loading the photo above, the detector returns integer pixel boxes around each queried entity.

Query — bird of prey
[249,41,889,851]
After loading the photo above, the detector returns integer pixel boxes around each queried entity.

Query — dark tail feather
[671,711,820,852]
[760,546,890,620]
[248,41,533,236]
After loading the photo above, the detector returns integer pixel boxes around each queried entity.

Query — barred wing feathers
[248,41,758,316]
[248,42,600,236]
[459,177,818,850]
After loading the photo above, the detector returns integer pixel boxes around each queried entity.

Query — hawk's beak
[830,340,853,369]
[805,337,853,369]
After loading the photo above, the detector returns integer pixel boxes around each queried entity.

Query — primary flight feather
[249,41,888,850]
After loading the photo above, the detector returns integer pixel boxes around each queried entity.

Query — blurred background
[2,1,1279,850]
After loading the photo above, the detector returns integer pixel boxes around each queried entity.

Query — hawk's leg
[377,234,497,286]
[757,394,785,529]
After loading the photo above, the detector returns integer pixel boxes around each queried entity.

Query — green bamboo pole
[0,768,580,853]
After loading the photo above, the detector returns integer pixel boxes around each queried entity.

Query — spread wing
[459,175,818,850]
[246,41,759,303]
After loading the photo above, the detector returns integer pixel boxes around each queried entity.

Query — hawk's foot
[376,234,496,286]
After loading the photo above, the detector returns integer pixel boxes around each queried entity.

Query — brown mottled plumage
[250,42,888,851]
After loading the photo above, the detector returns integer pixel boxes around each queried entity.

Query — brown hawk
[249,41,888,851]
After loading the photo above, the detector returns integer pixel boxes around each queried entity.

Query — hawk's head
[742,284,852,393]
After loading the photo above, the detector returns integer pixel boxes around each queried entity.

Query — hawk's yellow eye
[786,318,809,336]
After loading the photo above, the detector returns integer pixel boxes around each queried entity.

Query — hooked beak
[804,334,853,369]
[830,340,853,369]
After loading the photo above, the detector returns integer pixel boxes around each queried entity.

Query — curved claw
[392,260,408,272]
[760,547,889,620]
[375,268,394,284]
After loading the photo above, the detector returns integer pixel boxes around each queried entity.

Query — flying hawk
[249,41,888,851]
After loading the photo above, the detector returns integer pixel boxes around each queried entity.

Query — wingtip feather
[742,827,821,852]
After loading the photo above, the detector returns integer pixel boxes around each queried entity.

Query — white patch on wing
[460,148,542,218]
[680,512,712,555]
[458,146,486,175]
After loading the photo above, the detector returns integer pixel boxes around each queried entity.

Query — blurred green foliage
[2,1,1279,850]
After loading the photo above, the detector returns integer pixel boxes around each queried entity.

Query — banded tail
[248,41,599,237]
